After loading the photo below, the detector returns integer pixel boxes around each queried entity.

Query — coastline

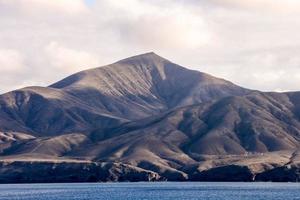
[0,160,299,183]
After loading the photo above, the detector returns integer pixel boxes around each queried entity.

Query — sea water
[0,182,300,200]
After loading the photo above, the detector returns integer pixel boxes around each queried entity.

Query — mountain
[0,52,248,137]
[1,52,300,182]
[50,52,248,119]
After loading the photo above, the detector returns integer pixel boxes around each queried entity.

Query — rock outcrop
[0,161,162,183]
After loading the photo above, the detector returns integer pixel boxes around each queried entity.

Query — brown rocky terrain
[0,52,300,182]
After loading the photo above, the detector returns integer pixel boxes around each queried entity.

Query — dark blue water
[0,182,300,200]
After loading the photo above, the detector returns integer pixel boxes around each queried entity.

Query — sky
[1,0,300,93]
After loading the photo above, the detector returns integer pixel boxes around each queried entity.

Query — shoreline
[0,160,299,184]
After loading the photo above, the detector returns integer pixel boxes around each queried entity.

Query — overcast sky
[1,0,300,93]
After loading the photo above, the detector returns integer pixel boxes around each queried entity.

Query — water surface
[0,182,300,200]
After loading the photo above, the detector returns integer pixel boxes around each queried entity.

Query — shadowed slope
[0,87,127,137]
[78,92,300,163]
[5,91,300,180]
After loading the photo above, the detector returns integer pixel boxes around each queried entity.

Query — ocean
[0,182,299,200]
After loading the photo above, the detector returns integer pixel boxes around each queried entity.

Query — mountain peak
[48,52,248,120]
[132,51,159,57]
[141,51,157,55]
[115,52,167,66]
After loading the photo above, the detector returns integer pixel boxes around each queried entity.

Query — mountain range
[0,52,300,182]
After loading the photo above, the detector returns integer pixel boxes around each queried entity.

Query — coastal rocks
[0,161,161,183]
[104,162,162,182]
[190,165,254,182]
[255,165,300,182]
[190,163,300,182]
[2,160,300,182]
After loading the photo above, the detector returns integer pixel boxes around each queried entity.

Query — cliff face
[1,53,300,182]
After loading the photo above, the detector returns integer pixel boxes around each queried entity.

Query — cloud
[0,49,30,93]
[92,0,211,49]
[209,0,300,13]
[0,0,300,93]
[0,0,88,15]
[0,49,25,72]
[117,7,211,49]
[187,47,300,92]
[44,41,101,73]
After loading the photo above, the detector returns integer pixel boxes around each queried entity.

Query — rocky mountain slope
[0,53,247,138]
[0,53,300,182]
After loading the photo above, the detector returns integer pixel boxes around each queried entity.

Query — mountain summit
[50,52,248,120]
[0,53,249,137]
[0,53,300,182]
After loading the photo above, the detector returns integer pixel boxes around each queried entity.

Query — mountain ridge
[0,52,299,182]
[0,52,249,137]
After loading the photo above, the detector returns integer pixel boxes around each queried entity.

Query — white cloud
[92,0,211,49]
[0,0,88,14]
[0,49,25,72]
[0,49,30,93]
[210,0,300,13]
[119,8,211,49]
[0,0,300,93]
[44,41,100,73]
